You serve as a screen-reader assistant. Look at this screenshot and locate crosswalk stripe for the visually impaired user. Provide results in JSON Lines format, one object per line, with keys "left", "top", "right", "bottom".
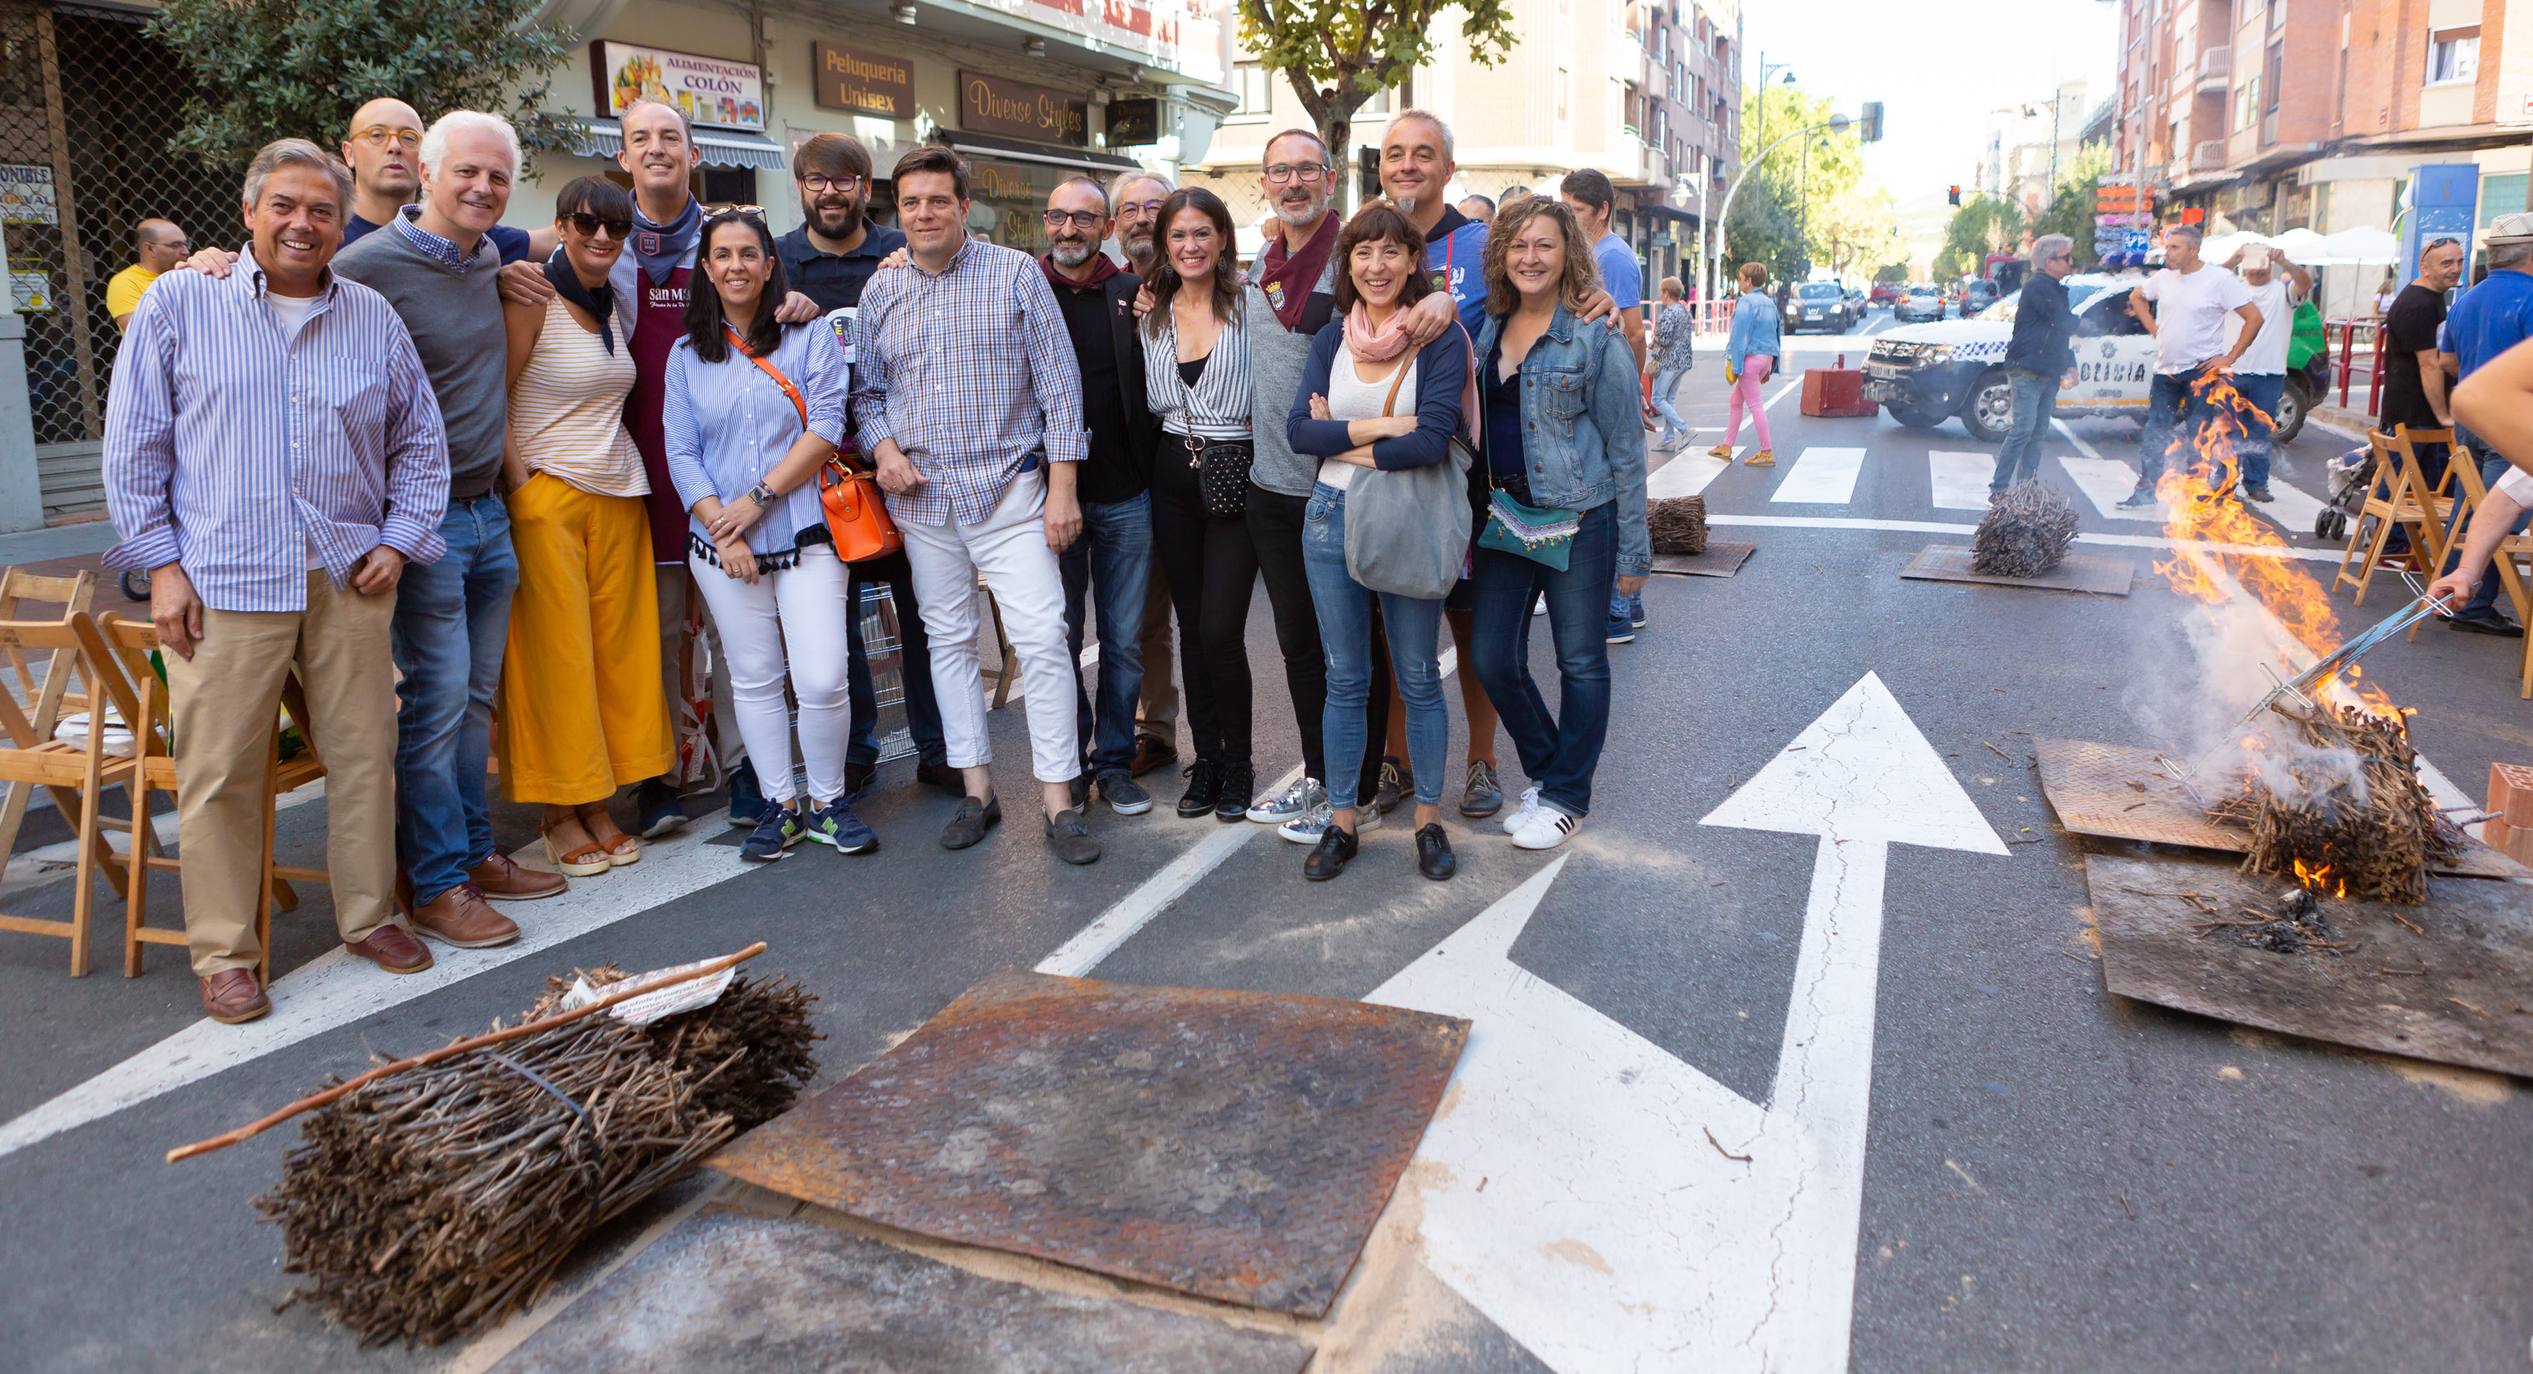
{"left": 2247, "top": 476, "right": 2329, "bottom": 539}
{"left": 1769, "top": 447, "right": 1866, "bottom": 505}
{"left": 1648, "top": 449, "right": 1733, "bottom": 498}
{"left": 2057, "top": 455, "right": 2168, "bottom": 521}
{"left": 1927, "top": 451, "right": 1996, "bottom": 510}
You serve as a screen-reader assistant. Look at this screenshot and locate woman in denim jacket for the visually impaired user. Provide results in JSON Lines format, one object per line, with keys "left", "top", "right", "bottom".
{"left": 1464, "top": 197, "right": 1651, "bottom": 852}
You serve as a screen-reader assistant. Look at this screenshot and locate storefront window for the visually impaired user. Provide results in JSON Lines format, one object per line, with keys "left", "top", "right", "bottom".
{"left": 963, "top": 157, "right": 1070, "bottom": 255}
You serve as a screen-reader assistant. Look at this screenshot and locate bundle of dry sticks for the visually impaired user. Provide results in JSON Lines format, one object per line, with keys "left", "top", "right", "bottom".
{"left": 1649, "top": 495, "right": 1708, "bottom": 556}
{"left": 239, "top": 952, "right": 817, "bottom": 1346}
{"left": 1972, "top": 480, "right": 2079, "bottom": 578}
{"left": 2209, "top": 702, "right": 2463, "bottom": 905}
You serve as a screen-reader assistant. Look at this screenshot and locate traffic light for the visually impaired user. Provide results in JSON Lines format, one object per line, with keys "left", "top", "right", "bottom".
{"left": 1859, "top": 101, "right": 1884, "bottom": 144}
{"left": 1947, "top": 184, "right": 1961, "bottom": 207}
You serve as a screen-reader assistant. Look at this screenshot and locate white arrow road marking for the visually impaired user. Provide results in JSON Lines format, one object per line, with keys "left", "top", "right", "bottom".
{"left": 1370, "top": 672, "right": 2003, "bottom": 1372}
{"left": 1770, "top": 447, "right": 1867, "bottom": 505}
{"left": 1927, "top": 451, "right": 1999, "bottom": 511}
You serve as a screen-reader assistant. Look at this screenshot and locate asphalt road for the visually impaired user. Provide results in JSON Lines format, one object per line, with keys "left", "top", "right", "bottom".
{"left": 2, "top": 332, "right": 2527, "bottom": 1373}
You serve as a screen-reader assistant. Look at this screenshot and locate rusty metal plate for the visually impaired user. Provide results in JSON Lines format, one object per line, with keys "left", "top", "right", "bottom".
{"left": 2086, "top": 854, "right": 2533, "bottom": 1078}
{"left": 1650, "top": 541, "right": 1755, "bottom": 578}
{"left": 1900, "top": 545, "right": 2135, "bottom": 596}
{"left": 2035, "top": 737, "right": 2532, "bottom": 880}
{"left": 496, "top": 1206, "right": 1314, "bottom": 1374}
{"left": 708, "top": 968, "right": 1470, "bottom": 1317}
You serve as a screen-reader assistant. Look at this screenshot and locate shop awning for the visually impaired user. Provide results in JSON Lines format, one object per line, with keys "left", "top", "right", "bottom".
{"left": 568, "top": 116, "right": 788, "bottom": 171}
{"left": 934, "top": 129, "right": 1143, "bottom": 174}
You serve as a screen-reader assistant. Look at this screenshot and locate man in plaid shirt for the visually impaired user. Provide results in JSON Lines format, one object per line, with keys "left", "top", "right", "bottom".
{"left": 853, "top": 145, "right": 1102, "bottom": 865}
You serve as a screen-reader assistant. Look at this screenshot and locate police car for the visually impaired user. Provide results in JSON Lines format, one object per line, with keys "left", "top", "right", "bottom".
{"left": 1860, "top": 273, "right": 2317, "bottom": 444}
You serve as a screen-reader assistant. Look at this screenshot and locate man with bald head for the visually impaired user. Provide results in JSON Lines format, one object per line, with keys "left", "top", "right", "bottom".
{"left": 106, "top": 218, "right": 189, "bottom": 328}
{"left": 339, "top": 97, "right": 552, "bottom": 264}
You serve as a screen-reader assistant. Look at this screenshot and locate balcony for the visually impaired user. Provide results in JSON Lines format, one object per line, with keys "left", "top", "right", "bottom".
{"left": 2192, "top": 139, "right": 2225, "bottom": 170}
{"left": 2196, "top": 46, "right": 2230, "bottom": 91}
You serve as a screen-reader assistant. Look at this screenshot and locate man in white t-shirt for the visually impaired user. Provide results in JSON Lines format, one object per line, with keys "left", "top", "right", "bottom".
{"left": 2121, "top": 225, "right": 2263, "bottom": 505}
{"left": 2220, "top": 244, "right": 2311, "bottom": 504}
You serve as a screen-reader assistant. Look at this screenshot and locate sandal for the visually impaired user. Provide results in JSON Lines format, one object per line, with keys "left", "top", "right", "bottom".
{"left": 578, "top": 805, "right": 641, "bottom": 868}
{"left": 542, "top": 825, "right": 612, "bottom": 878}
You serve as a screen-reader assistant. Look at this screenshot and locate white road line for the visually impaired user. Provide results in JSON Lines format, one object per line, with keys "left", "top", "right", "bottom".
{"left": 2058, "top": 456, "right": 2168, "bottom": 521}
{"left": 1702, "top": 513, "right": 2345, "bottom": 563}
{"left": 1927, "top": 451, "right": 1997, "bottom": 510}
{"left": 1647, "top": 451, "right": 1731, "bottom": 498}
{"left": 1032, "top": 764, "right": 1304, "bottom": 979}
{"left": 2248, "top": 477, "right": 2329, "bottom": 540}
{"left": 1769, "top": 447, "right": 1867, "bottom": 505}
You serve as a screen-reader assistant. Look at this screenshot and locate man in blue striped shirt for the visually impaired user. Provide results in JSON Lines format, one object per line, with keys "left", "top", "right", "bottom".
{"left": 104, "top": 139, "right": 451, "bottom": 1025}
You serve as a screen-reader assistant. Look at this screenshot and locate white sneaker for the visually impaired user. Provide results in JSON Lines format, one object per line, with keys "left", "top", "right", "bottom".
{"left": 1279, "top": 798, "right": 1380, "bottom": 844}
{"left": 1510, "top": 804, "right": 1580, "bottom": 851}
{"left": 1499, "top": 784, "right": 1543, "bottom": 835}
{"left": 1247, "top": 775, "right": 1325, "bottom": 824}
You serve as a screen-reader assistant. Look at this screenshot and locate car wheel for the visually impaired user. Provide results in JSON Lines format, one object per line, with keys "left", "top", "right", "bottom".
{"left": 1958, "top": 369, "right": 2016, "bottom": 442}
{"left": 1886, "top": 400, "right": 1945, "bottom": 430}
{"left": 2273, "top": 376, "right": 2310, "bottom": 445}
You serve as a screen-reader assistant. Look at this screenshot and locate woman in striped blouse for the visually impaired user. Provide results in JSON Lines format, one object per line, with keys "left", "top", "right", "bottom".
{"left": 1141, "top": 187, "right": 1259, "bottom": 822}
{"left": 498, "top": 176, "right": 673, "bottom": 878}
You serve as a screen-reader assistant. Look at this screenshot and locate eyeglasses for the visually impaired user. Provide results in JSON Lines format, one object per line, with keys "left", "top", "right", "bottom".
{"left": 1042, "top": 209, "right": 1105, "bottom": 230}
{"left": 351, "top": 126, "right": 422, "bottom": 151}
{"left": 1263, "top": 163, "right": 1330, "bottom": 185}
{"left": 1116, "top": 199, "right": 1167, "bottom": 218}
{"left": 800, "top": 174, "right": 863, "bottom": 193}
{"left": 565, "top": 210, "right": 633, "bottom": 240}
{"left": 704, "top": 204, "right": 766, "bottom": 220}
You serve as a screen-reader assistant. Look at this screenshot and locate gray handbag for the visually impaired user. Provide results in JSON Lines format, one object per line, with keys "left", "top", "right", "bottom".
{"left": 1344, "top": 354, "right": 1473, "bottom": 600}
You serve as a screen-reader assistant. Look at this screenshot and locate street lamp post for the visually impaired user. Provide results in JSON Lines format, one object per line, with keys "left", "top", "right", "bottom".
{"left": 1707, "top": 112, "right": 1860, "bottom": 310}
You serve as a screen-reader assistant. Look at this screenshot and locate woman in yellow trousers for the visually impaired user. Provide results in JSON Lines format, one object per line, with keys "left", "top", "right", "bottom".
{"left": 499, "top": 177, "right": 674, "bottom": 875}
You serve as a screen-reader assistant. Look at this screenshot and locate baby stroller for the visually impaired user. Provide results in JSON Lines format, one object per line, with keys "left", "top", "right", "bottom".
{"left": 2313, "top": 441, "right": 2374, "bottom": 543}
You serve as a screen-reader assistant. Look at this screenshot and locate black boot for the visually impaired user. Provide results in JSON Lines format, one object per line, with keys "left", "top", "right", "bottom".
{"left": 1176, "top": 758, "right": 1222, "bottom": 818}
{"left": 1213, "top": 762, "right": 1255, "bottom": 822}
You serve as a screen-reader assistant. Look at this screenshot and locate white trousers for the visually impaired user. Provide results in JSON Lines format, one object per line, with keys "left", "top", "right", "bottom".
{"left": 898, "top": 473, "right": 1080, "bottom": 783}
{"left": 684, "top": 543, "right": 854, "bottom": 805}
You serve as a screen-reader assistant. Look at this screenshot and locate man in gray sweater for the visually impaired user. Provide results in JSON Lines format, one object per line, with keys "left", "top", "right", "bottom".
{"left": 332, "top": 110, "right": 558, "bottom": 948}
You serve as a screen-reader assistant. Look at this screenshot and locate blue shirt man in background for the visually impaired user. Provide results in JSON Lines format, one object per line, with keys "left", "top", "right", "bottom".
{"left": 2434, "top": 211, "right": 2533, "bottom": 635}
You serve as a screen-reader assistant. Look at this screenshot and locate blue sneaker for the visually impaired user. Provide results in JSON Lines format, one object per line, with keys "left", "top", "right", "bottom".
{"left": 726, "top": 759, "right": 766, "bottom": 829}
{"left": 803, "top": 796, "right": 877, "bottom": 854}
{"left": 633, "top": 779, "right": 688, "bottom": 838}
{"left": 1606, "top": 614, "right": 1636, "bottom": 645}
{"left": 739, "top": 803, "right": 801, "bottom": 861}
{"left": 1629, "top": 593, "right": 1647, "bottom": 629}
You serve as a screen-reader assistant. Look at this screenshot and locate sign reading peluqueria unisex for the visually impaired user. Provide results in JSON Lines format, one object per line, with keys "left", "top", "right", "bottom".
{"left": 593, "top": 41, "right": 765, "bottom": 132}
{"left": 957, "top": 71, "right": 1088, "bottom": 146}
{"left": 813, "top": 42, "right": 914, "bottom": 119}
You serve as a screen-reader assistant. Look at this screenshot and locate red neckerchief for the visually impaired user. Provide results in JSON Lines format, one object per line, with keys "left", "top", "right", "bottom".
{"left": 1257, "top": 212, "right": 1338, "bottom": 331}
{"left": 1040, "top": 251, "right": 1121, "bottom": 294}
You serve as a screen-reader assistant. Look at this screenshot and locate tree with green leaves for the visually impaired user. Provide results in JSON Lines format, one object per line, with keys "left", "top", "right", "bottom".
{"left": 1724, "top": 84, "right": 1869, "bottom": 282}
{"left": 2028, "top": 143, "right": 2114, "bottom": 270}
{"left": 152, "top": 0, "right": 576, "bottom": 174}
{"left": 1936, "top": 195, "right": 2024, "bottom": 282}
{"left": 1235, "top": 0, "right": 1517, "bottom": 158}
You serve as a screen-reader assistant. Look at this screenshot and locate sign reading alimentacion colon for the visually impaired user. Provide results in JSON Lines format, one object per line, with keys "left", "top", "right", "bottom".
{"left": 593, "top": 41, "right": 766, "bottom": 132}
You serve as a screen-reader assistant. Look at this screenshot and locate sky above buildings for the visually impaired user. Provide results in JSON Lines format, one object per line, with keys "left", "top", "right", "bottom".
{"left": 1738, "top": 0, "right": 2120, "bottom": 201}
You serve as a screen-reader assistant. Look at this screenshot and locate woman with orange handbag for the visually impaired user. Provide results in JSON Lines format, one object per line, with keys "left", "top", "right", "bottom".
{"left": 664, "top": 209, "right": 876, "bottom": 862}
{"left": 498, "top": 177, "right": 676, "bottom": 878}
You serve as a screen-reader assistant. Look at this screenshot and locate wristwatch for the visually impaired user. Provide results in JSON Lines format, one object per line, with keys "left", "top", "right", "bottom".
{"left": 746, "top": 481, "right": 776, "bottom": 507}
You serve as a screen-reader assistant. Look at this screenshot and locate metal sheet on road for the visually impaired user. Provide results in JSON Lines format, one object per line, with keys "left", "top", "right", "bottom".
{"left": 2086, "top": 854, "right": 2533, "bottom": 1078}
{"left": 494, "top": 1206, "right": 1314, "bottom": 1374}
{"left": 1901, "top": 545, "right": 2136, "bottom": 596}
{"left": 708, "top": 968, "right": 1470, "bottom": 1317}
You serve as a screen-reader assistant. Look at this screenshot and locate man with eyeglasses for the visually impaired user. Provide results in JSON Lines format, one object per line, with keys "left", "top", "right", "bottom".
{"left": 775, "top": 132, "right": 959, "bottom": 805}
{"left": 1105, "top": 167, "right": 1182, "bottom": 780}
{"left": 107, "top": 218, "right": 189, "bottom": 329}
{"left": 1106, "top": 170, "right": 1172, "bottom": 277}
{"left": 1039, "top": 175, "right": 1158, "bottom": 819}
{"left": 1991, "top": 234, "right": 2080, "bottom": 497}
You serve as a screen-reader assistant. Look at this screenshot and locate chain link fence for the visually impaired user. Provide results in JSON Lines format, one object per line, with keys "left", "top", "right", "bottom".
{"left": 2, "top": 1, "right": 242, "bottom": 512}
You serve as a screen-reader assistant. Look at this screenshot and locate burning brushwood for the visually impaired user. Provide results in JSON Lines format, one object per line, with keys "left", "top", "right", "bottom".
{"left": 1972, "top": 480, "right": 2079, "bottom": 578}
{"left": 1649, "top": 495, "right": 1708, "bottom": 555}
{"left": 2208, "top": 702, "right": 2463, "bottom": 905}
{"left": 2194, "top": 883, "right": 2354, "bottom": 955}
{"left": 166, "top": 944, "right": 819, "bottom": 1347}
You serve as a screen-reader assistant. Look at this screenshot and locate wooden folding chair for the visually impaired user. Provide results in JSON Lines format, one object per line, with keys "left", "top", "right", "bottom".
{"left": 2331, "top": 427, "right": 2457, "bottom": 606}
{"left": 977, "top": 573, "right": 1023, "bottom": 710}
{"left": 0, "top": 568, "right": 108, "bottom": 874}
{"left": 0, "top": 616, "right": 138, "bottom": 975}
{"left": 97, "top": 614, "right": 330, "bottom": 984}
{"left": 2413, "top": 456, "right": 2533, "bottom": 645}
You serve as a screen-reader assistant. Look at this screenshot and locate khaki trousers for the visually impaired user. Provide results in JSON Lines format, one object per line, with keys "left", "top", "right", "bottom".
{"left": 165, "top": 572, "right": 398, "bottom": 976}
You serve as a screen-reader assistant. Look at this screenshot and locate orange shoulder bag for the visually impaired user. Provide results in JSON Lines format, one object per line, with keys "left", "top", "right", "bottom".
{"left": 730, "top": 327, "right": 902, "bottom": 563}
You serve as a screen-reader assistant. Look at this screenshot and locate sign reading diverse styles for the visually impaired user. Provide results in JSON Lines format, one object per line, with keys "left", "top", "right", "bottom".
{"left": 593, "top": 41, "right": 765, "bottom": 132}
{"left": 0, "top": 165, "right": 58, "bottom": 226}
{"left": 1106, "top": 97, "right": 1160, "bottom": 145}
{"left": 813, "top": 42, "right": 914, "bottom": 119}
{"left": 958, "top": 71, "right": 1089, "bottom": 146}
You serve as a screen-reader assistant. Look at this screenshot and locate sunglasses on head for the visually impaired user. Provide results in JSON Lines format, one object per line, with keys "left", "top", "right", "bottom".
{"left": 564, "top": 210, "right": 633, "bottom": 239}
{"left": 705, "top": 203, "right": 767, "bottom": 221}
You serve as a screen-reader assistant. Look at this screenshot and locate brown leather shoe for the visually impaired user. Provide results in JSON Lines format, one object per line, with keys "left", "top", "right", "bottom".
{"left": 470, "top": 852, "right": 568, "bottom": 900}
{"left": 199, "top": 969, "right": 270, "bottom": 1024}
{"left": 1130, "top": 733, "right": 1178, "bottom": 778}
{"left": 410, "top": 884, "right": 520, "bottom": 949}
{"left": 345, "top": 922, "right": 436, "bottom": 972}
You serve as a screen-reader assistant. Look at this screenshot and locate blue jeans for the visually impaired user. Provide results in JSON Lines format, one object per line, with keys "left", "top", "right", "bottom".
{"left": 1060, "top": 491, "right": 1154, "bottom": 778}
{"left": 846, "top": 547, "right": 946, "bottom": 768}
{"left": 1650, "top": 365, "right": 1691, "bottom": 433}
{"left": 2137, "top": 362, "right": 2218, "bottom": 489}
{"left": 1301, "top": 484, "right": 1448, "bottom": 812}
{"left": 1468, "top": 501, "right": 1619, "bottom": 818}
{"left": 2232, "top": 372, "right": 2283, "bottom": 489}
{"left": 393, "top": 494, "right": 517, "bottom": 906}
{"left": 1992, "top": 368, "right": 2059, "bottom": 490}
{"left": 2440, "top": 445, "right": 2532, "bottom": 619}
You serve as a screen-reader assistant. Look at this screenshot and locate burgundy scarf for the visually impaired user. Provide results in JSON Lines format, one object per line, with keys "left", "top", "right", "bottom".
{"left": 1040, "top": 251, "right": 1121, "bottom": 294}
{"left": 1256, "top": 212, "right": 1338, "bottom": 331}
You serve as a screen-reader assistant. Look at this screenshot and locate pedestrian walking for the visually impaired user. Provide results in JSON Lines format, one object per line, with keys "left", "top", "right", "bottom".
{"left": 103, "top": 139, "right": 452, "bottom": 1023}
{"left": 2426, "top": 213, "right": 2533, "bottom": 636}
{"left": 1285, "top": 201, "right": 1472, "bottom": 881}
{"left": 1991, "top": 235, "right": 2079, "bottom": 496}
{"left": 496, "top": 176, "right": 673, "bottom": 877}
{"left": 2221, "top": 244, "right": 2312, "bottom": 503}
{"left": 1647, "top": 277, "right": 1695, "bottom": 450}
{"left": 1465, "top": 197, "right": 1651, "bottom": 853}
{"left": 106, "top": 218, "right": 188, "bottom": 329}
{"left": 852, "top": 146, "right": 1100, "bottom": 864}
{"left": 333, "top": 110, "right": 555, "bottom": 941}
{"left": 2122, "top": 225, "right": 2262, "bottom": 505}
{"left": 1712, "top": 261, "right": 1780, "bottom": 467}
{"left": 665, "top": 209, "right": 873, "bottom": 863}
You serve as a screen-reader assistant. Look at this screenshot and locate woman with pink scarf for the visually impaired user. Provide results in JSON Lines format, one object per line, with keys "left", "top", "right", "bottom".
{"left": 1285, "top": 203, "right": 1474, "bottom": 884}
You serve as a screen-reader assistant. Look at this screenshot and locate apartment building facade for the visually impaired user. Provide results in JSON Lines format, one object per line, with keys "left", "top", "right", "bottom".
{"left": 1976, "top": 80, "right": 2092, "bottom": 220}
{"left": 2113, "top": 0, "right": 2532, "bottom": 309}
{"left": 1187, "top": 0, "right": 1741, "bottom": 293}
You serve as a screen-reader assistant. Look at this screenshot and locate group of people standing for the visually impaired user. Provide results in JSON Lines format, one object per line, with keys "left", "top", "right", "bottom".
{"left": 99, "top": 99, "right": 1651, "bottom": 1025}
